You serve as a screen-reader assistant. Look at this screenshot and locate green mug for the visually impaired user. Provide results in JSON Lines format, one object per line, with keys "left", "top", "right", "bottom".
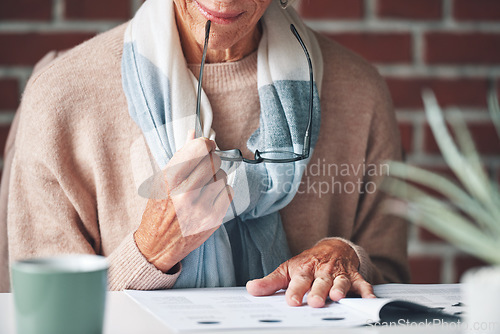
{"left": 11, "top": 254, "right": 109, "bottom": 334}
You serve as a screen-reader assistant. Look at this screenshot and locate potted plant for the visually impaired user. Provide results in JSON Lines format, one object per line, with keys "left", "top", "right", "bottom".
{"left": 383, "top": 89, "right": 500, "bottom": 332}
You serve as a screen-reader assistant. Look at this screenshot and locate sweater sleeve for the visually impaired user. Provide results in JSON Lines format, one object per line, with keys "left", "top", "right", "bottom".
{"left": 344, "top": 74, "right": 410, "bottom": 285}
{"left": 107, "top": 233, "right": 181, "bottom": 290}
{"left": 6, "top": 66, "right": 180, "bottom": 291}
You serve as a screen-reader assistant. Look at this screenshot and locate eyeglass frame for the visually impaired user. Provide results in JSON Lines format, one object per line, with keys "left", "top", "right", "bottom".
{"left": 195, "top": 20, "right": 314, "bottom": 164}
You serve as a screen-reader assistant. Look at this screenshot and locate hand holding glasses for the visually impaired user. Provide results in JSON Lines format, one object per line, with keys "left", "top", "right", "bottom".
{"left": 195, "top": 20, "right": 314, "bottom": 164}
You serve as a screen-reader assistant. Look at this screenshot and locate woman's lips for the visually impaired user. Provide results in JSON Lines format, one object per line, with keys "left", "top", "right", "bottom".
{"left": 194, "top": 1, "right": 244, "bottom": 25}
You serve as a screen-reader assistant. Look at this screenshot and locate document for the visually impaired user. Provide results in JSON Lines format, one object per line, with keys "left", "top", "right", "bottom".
{"left": 373, "top": 284, "right": 465, "bottom": 316}
{"left": 125, "top": 284, "right": 462, "bottom": 332}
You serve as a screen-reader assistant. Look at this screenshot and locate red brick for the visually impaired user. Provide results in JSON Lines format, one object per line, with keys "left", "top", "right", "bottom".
{"left": 327, "top": 33, "right": 412, "bottom": 63}
{"left": 0, "top": 79, "right": 19, "bottom": 111}
{"left": 454, "top": 0, "right": 500, "bottom": 21}
{"left": 409, "top": 256, "right": 442, "bottom": 284}
{"left": 425, "top": 33, "right": 500, "bottom": 65}
{"left": 64, "top": 0, "right": 131, "bottom": 20}
{"left": 299, "top": 0, "right": 363, "bottom": 19}
{"left": 424, "top": 122, "right": 500, "bottom": 155}
{"left": 398, "top": 123, "right": 413, "bottom": 154}
{"left": 0, "top": 125, "right": 12, "bottom": 154}
{"left": 0, "top": 32, "right": 95, "bottom": 66}
{"left": 386, "top": 78, "right": 489, "bottom": 109}
{"left": 454, "top": 256, "right": 488, "bottom": 282}
{"left": 378, "top": 0, "right": 442, "bottom": 20}
{"left": 419, "top": 227, "right": 446, "bottom": 242}
{"left": 0, "top": 0, "right": 52, "bottom": 21}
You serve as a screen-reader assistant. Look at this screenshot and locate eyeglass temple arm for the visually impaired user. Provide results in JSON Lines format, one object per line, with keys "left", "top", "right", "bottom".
{"left": 195, "top": 20, "right": 212, "bottom": 138}
{"left": 290, "top": 24, "right": 313, "bottom": 158}
{"left": 199, "top": 23, "right": 313, "bottom": 158}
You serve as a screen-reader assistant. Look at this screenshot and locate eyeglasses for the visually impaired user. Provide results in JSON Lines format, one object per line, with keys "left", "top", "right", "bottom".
{"left": 195, "top": 20, "right": 314, "bottom": 164}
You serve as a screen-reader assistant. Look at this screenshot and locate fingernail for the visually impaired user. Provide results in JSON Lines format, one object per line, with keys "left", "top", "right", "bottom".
{"left": 312, "top": 295, "right": 324, "bottom": 303}
{"left": 368, "top": 294, "right": 376, "bottom": 298}
{"left": 334, "top": 289, "right": 344, "bottom": 296}
{"left": 291, "top": 295, "right": 301, "bottom": 305}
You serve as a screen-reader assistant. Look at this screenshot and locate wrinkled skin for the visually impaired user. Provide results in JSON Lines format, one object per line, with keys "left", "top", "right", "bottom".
{"left": 247, "top": 239, "right": 375, "bottom": 307}
{"left": 135, "top": 131, "right": 234, "bottom": 273}
{"left": 173, "top": 0, "right": 273, "bottom": 63}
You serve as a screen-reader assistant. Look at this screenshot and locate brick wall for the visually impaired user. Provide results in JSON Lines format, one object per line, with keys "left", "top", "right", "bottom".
{"left": 0, "top": 0, "right": 144, "bottom": 155}
{"left": 300, "top": 0, "right": 499, "bottom": 284}
{"left": 1, "top": 0, "right": 498, "bottom": 284}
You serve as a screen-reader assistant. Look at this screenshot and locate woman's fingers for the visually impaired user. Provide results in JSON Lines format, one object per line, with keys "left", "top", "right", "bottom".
{"left": 212, "top": 185, "right": 234, "bottom": 221}
{"left": 176, "top": 153, "right": 221, "bottom": 196}
{"left": 212, "top": 182, "right": 233, "bottom": 207}
{"left": 350, "top": 272, "right": 376, "bottom": 298}
{"left": 185, "top": 129, "right": 196, "bottom": 142}
{"left": 166, "top": 137, "right": 217, "bottom": 188}
{"left": 246, "top": 240, "right": 377, "bottom": 308}
{"left": 173, "top": 170, "right": 230, "bottom": 236}
{"left": 197, "top": 170, "right": 227, "bottom": 204}
{"left": 307, "top": 274, "right": 334, "bottom": 308}
{"left": 208, "top": 169, "right": 232, "bottom": 218}
{"left": 246, "top": 266, "right": 289, "bottom": 297}
{"left": 285, "top": 272, "right": 314, "bottom": 306}
{"left": 329, "top": 274, "right": 352, "bottom": 302}
{"left": 168, "top": 152, "right": 222, "bottom": 211}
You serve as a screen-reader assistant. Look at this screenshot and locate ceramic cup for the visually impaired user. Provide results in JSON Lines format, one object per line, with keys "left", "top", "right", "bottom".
{"left": 11, "top": 254, "right": 109, "bottom": 334}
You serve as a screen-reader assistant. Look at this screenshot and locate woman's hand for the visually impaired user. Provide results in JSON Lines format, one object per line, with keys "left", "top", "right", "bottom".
{"left": 134, "top": 131, "right": 234, "bottom": 273}
{"left": 246, "top": 239, "right": 375, "bottom": 308}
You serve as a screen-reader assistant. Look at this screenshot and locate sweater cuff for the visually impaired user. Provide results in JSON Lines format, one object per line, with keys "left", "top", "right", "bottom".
{"left": 107, "top": 233, "right": 181, "bottom": 290}
{"left": 320, "top": 237, "right": 374, "bottom": 282}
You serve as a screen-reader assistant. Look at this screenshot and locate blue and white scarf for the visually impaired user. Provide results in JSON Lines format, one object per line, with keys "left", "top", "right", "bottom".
{"left": 122, "top": 0, "right": 323, "bottom": 288}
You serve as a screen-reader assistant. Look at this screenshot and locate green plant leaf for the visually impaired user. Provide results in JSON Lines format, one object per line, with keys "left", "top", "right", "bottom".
{"left": 422, "top": 90, "right": 500, "bottom": 221}
{"left": 384, "top": 178, "right": 500, "bottom": 264}
{"left": 387, "top": 161, "right": 500, "bottom": 235}
{"left": 384, "top": 90, "right": 500, "bottom": 265}
{"left": 488, "top": 89, "right": 500, "bottom": 139}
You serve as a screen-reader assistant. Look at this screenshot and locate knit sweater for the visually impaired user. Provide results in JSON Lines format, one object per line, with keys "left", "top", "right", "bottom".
{"left": 3, "top": 23, "right": 410, "bottom": 291}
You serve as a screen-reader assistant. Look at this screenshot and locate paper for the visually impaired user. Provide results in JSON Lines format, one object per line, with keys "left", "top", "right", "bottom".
{"left": 374, "top": 284, "right": 464, "bottom": 316}
{"left": 126, "top": 288, "right": 370, "bottom": 331}
{"left": 125, "top": 285, "right": 461, "bottom": 332}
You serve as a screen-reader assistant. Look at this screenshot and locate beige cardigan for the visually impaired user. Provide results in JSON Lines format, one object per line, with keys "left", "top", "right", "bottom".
{"left": 1, "top": 23, "right": 409, "bottom": 292}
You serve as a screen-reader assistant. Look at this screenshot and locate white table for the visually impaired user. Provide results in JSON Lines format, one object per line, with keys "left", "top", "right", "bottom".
{"left": 0, "top": 293, "right": 168, "bottom": 334}
{"left": 0, "top": 292, "right": 462, "bottom": 334}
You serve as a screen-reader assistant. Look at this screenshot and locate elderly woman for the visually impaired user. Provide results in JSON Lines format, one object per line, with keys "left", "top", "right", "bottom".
{"left": 4, "top": 0, "right": 409, "bottom": 307}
